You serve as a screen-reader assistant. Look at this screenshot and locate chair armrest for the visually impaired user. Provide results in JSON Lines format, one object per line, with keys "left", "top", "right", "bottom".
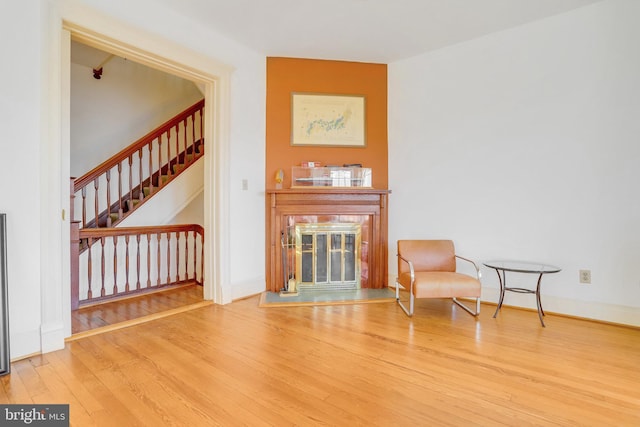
{"left": 455, "top": 255, "right": 482, "bottom": 280}
{"left": 397, "top": 253, "right": 415, "bottom": 292}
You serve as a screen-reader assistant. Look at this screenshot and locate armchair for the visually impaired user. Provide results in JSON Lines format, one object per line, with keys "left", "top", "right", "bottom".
{"left": 395, "top": 240, "right": 481, "bottom": 317}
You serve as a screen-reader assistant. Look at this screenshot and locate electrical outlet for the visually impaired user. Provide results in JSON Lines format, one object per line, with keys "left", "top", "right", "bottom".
{"left": 241, "top": 179, "right": 248, "bottom": 191}
{"left": 579, "top": 269, "right": 591, "bottom": 284}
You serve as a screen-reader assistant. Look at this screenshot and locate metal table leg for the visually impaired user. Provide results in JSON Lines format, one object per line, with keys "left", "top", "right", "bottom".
{"left": 535, "top": 272, "right": 546, "bottom": 327}
{"left": 484, "top": 261, "right": 559, "bottom": 327}
{"left": 492, "top": 268, "right": 506, "bottom": 318}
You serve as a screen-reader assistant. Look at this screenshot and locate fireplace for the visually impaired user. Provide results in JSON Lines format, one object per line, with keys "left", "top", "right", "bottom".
{"left": 292, "top": 222, "right": 361, "bottom": 291}
{"left": 266, "top": 188, "right": 390, "bottom": 292}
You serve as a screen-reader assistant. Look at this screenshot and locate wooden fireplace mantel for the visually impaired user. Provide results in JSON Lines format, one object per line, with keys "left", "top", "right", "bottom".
{"left": 265, "top": 188, "right": 390, "bottom": 292}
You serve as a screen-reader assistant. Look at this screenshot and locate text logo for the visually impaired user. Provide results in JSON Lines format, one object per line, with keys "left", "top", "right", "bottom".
{"left": 1, "top": 405, "right": 69, "bottom": 426}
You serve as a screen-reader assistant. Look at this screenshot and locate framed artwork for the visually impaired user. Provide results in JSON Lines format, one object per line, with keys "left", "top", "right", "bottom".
{"left": 291, "top": 93, "right": 366, "bottom": 147}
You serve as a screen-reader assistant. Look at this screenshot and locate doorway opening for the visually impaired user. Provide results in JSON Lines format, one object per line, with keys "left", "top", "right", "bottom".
{"left": 59, "top": 22, "right": 230, "bottom": 338}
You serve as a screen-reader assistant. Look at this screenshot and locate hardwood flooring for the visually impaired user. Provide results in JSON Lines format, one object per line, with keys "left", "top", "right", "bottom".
{"left": 2, "top": 293, "right": 639, "bottom": 426}
{"left": 71, "top": 284, "right": 204, "bottom": 334}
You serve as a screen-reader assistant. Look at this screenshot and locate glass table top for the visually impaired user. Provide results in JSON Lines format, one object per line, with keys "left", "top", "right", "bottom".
{"left": 483, "top": 260, "right": 561, "bottom": 274}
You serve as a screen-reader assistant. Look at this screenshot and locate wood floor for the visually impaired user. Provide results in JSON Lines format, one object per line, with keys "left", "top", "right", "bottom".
{"left": 71, "top": 284, "right": 204, "bottom": 334}
{"left": 2, "top": 293, "right": 639, "bottom": 426}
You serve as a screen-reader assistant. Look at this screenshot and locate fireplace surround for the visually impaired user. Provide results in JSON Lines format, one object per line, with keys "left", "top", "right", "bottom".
{"left": 266, "top": 188, "right": 390, "bottom": 292}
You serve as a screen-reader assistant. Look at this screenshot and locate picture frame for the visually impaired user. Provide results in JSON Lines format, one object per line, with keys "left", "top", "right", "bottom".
{"left": 291, "top": 93, "right": 366, "bottom": 147}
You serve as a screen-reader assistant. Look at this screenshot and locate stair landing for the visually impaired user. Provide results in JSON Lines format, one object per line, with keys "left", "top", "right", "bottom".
{"left": 71, "top": 284, "right": 204, "bottom": 335}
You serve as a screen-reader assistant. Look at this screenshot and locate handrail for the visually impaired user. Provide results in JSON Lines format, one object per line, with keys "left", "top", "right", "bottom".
{"left": 74, "top": 223, "right": 205, "bottom": 307}
{"left": 71, "top": 99, "right": 204, "bottom": 230}
{"left": 70, "top": 99, "right": 207, "bottom": 310}
{"left": 79, "top": 224, "right": 204, "bottom": 239}
{"left": 73, "top": 99, "right": 204, "bottom": 192}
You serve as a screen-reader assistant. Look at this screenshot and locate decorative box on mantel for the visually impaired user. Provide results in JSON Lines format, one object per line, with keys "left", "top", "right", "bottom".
{"left": 291, "top": 166, "right": 372, "bottom": 188}
{"left": 265, "top": 188, "right": 390, "bottom": 292}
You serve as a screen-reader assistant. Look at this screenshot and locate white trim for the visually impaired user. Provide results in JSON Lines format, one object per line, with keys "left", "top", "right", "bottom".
{"left": 231, "top": 277, "right": 267, "bottom": 301}
{"left": 481, "top": 287, "right": 640, "bottom": 327}
{"left": 66, "top": 25, "right": 221, "bottom": 85}
{"left": 208, "top": 75, "right": 232, "bottom": 304}
{"left": 40, "top": 322, "right": 65, "bottom": 353}
{"left": 10, "top": 329, "right": 42, "bottom": 362}
{"left": 39, "top": 2, "right": 65, "bottom": 353}
{"left": 50, "top": 6, "right": 232, "bottom": 343}
{"left": 61, "top": 28, "right": 72, "bottom": 339}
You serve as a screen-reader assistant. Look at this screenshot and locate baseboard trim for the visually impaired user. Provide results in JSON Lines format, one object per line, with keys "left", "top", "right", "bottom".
{"left": 231, "top": 277, "right": 265, "bottom": 301}
{"left": 480, "top": 287, "right": 640, "bottom": 328}
{"left": 40, "top": 321, "right": 65, "bottom": 353}
{"left": 389, "top": 278, "right": 640, "bottom": 328}
{"left": 9, "top": 329, "right": 41, "bottom": 362}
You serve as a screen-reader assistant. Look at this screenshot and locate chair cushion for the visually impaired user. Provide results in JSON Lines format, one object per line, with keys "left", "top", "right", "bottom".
{"left": 397, "top": 240, "right": 456, "bottom": 273}
{"left": 399, "top": 271, "right": 481, "bottom": 299}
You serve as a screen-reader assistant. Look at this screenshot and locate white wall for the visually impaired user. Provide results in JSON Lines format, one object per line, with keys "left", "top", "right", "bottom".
{"left": 0, "top": 0, "right": 45, "bottom": 357}
{"left": 119, "top": 158, "right": 204, "bottom": 228}
{"left": 0, "top": 0, "right": 266, "bottom": 359}
{"left": 70, "top": 46, "right": 203, "bottom": 177}
{"left": 169, "top": 192, "right": 204, "bottom": 226}
{"left": 65, "top": 0, "right": 267, "bottom": 304}
{"left": 227, "top": 62, "right": 266, "bottom": 300}
{"left": 389, "top": 0, "right": 640, "bottom": 325}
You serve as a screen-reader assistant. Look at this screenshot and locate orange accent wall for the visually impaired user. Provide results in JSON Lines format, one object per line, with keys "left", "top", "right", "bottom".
{"left": 266, "top": 57, "right": 388, "bottom": 189}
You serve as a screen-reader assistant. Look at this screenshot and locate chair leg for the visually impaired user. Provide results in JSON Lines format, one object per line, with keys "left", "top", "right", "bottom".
{"left": 396, "top": 282, "right": 414, "bottom": 317}
{"left": 452, "top": 297, "right": 480, "bottom": 317}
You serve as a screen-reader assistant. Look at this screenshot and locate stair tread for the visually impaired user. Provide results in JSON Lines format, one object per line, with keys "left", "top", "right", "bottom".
{"left": 72, "top": 103, "right": 205, "bottom": 260}
{"left": 77, "top": 147, "right": 200, "bottom": 232}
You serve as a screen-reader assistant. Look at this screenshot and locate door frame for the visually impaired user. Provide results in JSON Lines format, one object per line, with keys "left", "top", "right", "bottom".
{"left": 47, "top": 13, "right": 231, "bottom": 342}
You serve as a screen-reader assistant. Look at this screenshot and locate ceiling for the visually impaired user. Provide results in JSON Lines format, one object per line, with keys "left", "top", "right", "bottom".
{"left": 70, "top": 40, "right": 114, "bottom": 69}
{"left": 152, "top": 0, "right": 601, "bottom": 63}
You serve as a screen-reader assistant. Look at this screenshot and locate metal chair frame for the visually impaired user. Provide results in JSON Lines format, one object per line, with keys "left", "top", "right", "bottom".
{"left": 395, "top": 253, "right": 481, "bottom": 317}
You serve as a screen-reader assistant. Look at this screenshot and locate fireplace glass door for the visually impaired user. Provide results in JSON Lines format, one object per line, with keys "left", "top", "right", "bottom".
{"left": 295, "top": 223, "right": 361, "bottom": 290}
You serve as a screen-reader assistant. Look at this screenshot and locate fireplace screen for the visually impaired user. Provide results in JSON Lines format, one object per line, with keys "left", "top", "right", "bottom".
{"left": 295, "top": 223, "right": 361, "bottom": 290}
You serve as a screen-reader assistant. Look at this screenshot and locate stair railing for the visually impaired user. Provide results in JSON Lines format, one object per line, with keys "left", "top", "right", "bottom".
{"left": 71, "top": 99, "right": 204, "bottom": 230}
{"left": 72, "top": 224, "right": 204, "bottom": 308}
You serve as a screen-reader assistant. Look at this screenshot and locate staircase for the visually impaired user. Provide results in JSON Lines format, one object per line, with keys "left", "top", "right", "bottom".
{"left": 91, "top": 141, "right": 201, "bottom": 229}
{"left": 71, "top": 99, "right": 205, "bottom": 232}
{"left": 70, "top": 100, "right": 206, "bottom": 309}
